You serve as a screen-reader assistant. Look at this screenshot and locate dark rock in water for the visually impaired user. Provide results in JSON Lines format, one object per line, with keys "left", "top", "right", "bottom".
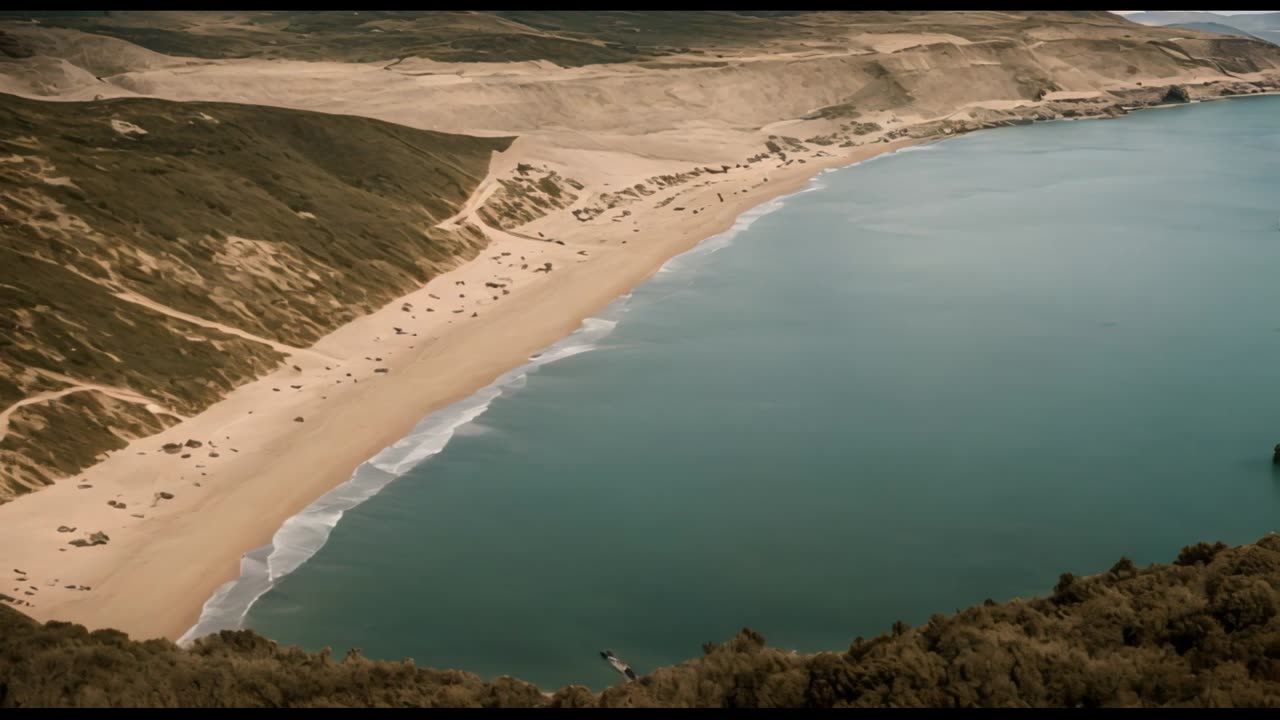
{"left": 1273, "top": 444, "right": 1280, "bottom": 465}
{"left": 162, "top": 443, "right": 183, "bottom": 454}
{"left": 184, "top": 439, "right": 203, "bottom": 449}
{"left": 1163, "top": 85, "right": 1190, "bottom": 103}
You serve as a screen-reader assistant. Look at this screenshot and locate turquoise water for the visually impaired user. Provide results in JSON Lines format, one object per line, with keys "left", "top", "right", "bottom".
{"left": 240, "top": 96, "right": 1280, "bottom": 690}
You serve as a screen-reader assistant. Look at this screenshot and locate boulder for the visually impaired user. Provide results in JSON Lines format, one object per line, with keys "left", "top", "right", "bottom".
{"left": 89, "top": 531, "right": 110, "bottom": 545}
{"left": 158, "top": 491, "right": 175, "bottom": 500}
{"left": 162, "top": 443, "right": 183, "bottom": 454}
{"left": 184, "top": 439, "right": 203, "bottom": 448}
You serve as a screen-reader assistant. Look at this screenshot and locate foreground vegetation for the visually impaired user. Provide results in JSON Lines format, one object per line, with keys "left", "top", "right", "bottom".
{"left": 2, "top": 535, "right": 1277, "bottom": 707}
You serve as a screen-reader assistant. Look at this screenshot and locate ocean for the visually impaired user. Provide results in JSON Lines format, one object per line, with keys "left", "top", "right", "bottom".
{"left": 185, "top": 95, "right": 1280, "bottom": 691}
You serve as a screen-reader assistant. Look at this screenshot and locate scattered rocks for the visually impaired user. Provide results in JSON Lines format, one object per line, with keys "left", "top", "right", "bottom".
{"left": 70, "top": 531, "right": 110, "bottom": 547}
{"left": 107, "top": 500, "right": 126, "bottom": 509}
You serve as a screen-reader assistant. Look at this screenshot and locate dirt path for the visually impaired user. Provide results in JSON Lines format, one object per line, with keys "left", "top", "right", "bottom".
{"left": 113, "top": 290, "right": 338, "bottom": 362}
{"left": 0, "top": 381, "right": 185, "bottom": 444}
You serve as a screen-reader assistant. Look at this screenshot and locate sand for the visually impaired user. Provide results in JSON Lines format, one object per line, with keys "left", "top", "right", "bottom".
{"left": 0, "top": 132, "right": 923, "bottom": 640}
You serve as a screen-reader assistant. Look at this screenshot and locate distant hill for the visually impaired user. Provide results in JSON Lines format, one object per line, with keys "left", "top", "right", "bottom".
{"left": 1167, "top": 22, "right": 1266, "bottom": 42}
{"left": 1124, "top": 11, "right": 1280, "bottom": 46}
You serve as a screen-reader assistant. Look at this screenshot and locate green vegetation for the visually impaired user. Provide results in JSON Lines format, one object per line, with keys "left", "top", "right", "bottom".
{"left": 0, "top": 93, "right": 508, "bottom": 500}
{"left": 2, "top": 534, "right": 1278, "bottom": 707}
{"left": 478, "top": 166, "right": 584, "bottom": 230}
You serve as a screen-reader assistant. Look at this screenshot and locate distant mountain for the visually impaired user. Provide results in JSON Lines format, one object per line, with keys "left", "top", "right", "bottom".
{"left": 1124, "top": 11, "right": 1230, "bottom": 27}
{"left": 1124, "top": 11, "right": 1280, "bottom": 46}
{"left": 1167, "top": 22, "right": 1266, "bottom": 41}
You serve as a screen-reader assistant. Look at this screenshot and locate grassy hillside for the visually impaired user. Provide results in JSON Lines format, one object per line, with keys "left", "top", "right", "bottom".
{"left": 0, "top": 94, "right": 508, "bottom": 501}
{"left": 2, "top": 534, "right": 1277, "bottom": 707}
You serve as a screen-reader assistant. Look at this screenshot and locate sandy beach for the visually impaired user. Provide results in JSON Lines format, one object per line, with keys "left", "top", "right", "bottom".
{"left": 0, "top": 134, "right": 923, "bottom": 640}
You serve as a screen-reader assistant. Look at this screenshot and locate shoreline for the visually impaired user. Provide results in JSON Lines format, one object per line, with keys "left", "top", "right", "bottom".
{"left": 6, "top": 88, "right": 1274, "bottom": 642}
{"left": 0, "top": 132, "right": 927, "bottom": 641}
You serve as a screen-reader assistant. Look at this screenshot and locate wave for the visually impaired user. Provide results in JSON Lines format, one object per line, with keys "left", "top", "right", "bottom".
{"left": 176, "top": 141, "right": 930, "bottom": 646}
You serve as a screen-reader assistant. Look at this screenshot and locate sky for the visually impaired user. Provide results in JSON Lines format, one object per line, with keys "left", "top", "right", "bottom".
{"left": 1111, "top": 10, "right": 1276, "bottom": 14}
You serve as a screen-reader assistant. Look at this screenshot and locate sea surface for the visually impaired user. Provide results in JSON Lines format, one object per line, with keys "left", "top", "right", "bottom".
{"left": 188, "top": 95, "right": 1280, "bottom": 690}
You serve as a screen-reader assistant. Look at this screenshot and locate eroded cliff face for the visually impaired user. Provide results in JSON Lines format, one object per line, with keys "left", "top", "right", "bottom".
{"left": 0, "top": 11, "right": 1278, "bottom": 502}
{"left": 2, "top": 534, "right": 1278, "bottom": 707}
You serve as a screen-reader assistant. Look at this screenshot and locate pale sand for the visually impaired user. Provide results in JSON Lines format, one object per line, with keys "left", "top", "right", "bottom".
{"left": 0, "top": 136, "right": 923, "bottom": 641}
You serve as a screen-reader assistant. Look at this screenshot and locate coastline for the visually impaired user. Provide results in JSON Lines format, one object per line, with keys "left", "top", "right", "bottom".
{"left": 0, "top": 134, "right": 926, "bottom": 641}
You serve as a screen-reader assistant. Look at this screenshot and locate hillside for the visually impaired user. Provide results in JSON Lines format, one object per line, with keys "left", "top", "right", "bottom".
{"left": 2, "top": 534, "right": 1278, "bottom": 707}
{"left": 0, "top": 94, "right": 508, "bottom": 501}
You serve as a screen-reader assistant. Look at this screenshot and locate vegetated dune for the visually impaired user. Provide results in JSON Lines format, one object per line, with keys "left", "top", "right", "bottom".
{"left": 2, "top": 534, "right": 1278, "bottom": 707}
{"left": 0, "top": 94, "right": 507, "bottom": 501}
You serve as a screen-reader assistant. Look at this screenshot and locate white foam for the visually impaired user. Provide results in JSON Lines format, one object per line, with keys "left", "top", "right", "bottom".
{"left": 177, "top": 143, "right": 930, "bottom": 646}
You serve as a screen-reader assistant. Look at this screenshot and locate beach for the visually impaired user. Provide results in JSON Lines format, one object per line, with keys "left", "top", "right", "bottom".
{"left": 0, "top": 135, "right": 923, "bottom": 641}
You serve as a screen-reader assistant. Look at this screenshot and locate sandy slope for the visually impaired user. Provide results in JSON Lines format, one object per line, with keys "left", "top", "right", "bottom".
{"left": 1, "top": 15, "right": 1279, "bottom": 638}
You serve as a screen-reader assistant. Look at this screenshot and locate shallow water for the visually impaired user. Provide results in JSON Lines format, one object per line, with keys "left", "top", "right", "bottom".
{"left": 228, "top": 96, "right": 1280, "bottom": 690}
